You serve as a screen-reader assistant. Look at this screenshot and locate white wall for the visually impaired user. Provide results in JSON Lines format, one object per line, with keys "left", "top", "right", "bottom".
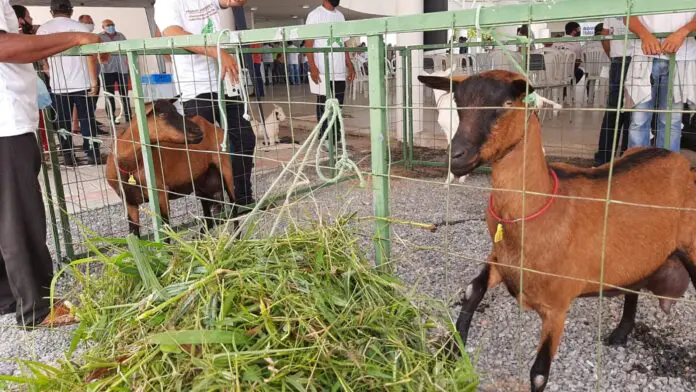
{"left": 27, "top": 6, "right": 160, "bottom": 73}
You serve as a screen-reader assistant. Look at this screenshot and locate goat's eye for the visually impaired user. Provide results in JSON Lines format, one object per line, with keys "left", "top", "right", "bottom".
{"left": 157, "top": 113, "right": 166, "bottom": 118}
{"left": 503, "top": 100, "right": 514, "bottom": 108}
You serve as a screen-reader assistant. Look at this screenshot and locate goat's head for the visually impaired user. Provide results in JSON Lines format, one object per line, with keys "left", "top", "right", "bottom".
{"left": 418, "top": 70, "right": 535, "bottom": 176}
{"left": 143, "top": 99, "right": 204, "bottom": 145}
{"left": 273, "top": 105, "right": 287, "bottom": 123}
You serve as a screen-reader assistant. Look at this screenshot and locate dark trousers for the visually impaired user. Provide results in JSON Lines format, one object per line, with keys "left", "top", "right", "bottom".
{"left": 0, "top": 134, "right": 53, "bottom": 325}
{"left": 103, "top": 72, "right": 132, "bottom": 122}
{"left": 183, "top": 93, "right": 256, "bottom": 204}
{"left": 252, "top": 63, "right": 265, "bottom": 98}
{"left": 595, "top": 57, "right": 632, "bottom": 165}
{"left": 264, "top": 63, "right": 273, "bottom": 86}
{"left": 317, "top": 81, "right": 347, "bottom": 140}
{"left": 53, "top": 90, "right": 100, "bottom": 159}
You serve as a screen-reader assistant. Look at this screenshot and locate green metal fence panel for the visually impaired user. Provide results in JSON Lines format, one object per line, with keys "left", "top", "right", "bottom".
{"left": 367, "top": 35, "right": 391, "bottom": 266}
{"left": 126, "top": 51, "right": 164, "bottom": 242}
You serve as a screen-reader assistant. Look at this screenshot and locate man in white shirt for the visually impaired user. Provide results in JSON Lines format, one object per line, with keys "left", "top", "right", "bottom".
{"left": 594, "top": 17, "right": 635, "bottom": 166}
{"left": 262, "top": 43, "right": 274, "bottom": 86}
{"left": 0, "top": 0, "right": 99, "bottom": 327}
{"left": 287, "top": 41, "right": 300, "bottom": 85}
{"left": 37, "top": 0, "right": 102, "bottom": 166}
{"left": 552, "top": 21, "right": 584, "bottom": 83}
{"left": 155, "top": 0, "right": 257, "bottom": 207}
{"left": 626, "top": 13, "right": 696, "bottom": 152}
{"left": 305, "top": 0, "right": 355, "bottom": 148}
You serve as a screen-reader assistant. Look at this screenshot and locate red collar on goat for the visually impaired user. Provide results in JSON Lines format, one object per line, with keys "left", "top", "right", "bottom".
{"left": 488, "top": 169, "right": 559, "bottom": 224}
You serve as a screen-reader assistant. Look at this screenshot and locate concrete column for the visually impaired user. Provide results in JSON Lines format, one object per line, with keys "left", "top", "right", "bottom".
{"left": 395, "top": 0, "right": 424, "bottom": 141}
{"left": 144, "top": 6, "right": 166, "bottom": 73}
{"left": 219, "top": 8, "right": 236, "bottom": 30}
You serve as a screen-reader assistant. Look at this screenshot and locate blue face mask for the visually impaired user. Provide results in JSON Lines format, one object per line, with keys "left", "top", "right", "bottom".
{"left": 106, "top": 25, "right": 116, "bottom": 34}
{"left": 37, "top": 77, "right": 52, "bottom": 110}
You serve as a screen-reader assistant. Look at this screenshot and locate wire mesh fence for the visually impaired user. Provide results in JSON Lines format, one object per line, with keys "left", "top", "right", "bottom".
{"left": 33, "top": 0, "right": 696, "bottom": 390}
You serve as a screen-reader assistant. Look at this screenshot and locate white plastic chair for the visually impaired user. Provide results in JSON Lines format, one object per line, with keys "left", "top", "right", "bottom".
{"left": 582, "top": 48, "right": 610, "bottom": 106}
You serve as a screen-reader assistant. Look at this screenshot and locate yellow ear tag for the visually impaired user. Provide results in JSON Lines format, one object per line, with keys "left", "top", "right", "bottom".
{"left": 127, "top": 175, "right": 137, "bottom": 185}
{"left": 494, "top": 223, "right": 504, "bottom": 243}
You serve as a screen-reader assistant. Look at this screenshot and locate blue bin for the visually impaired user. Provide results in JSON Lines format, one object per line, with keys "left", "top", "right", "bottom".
{"left": 141, "top": 74, "right": 173, "bottom": 85}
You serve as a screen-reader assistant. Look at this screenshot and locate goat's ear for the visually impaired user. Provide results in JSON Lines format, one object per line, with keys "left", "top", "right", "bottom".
{"left": 418, "top": 75, "right": 461, "bottom": 92}
{"left": 144, "top": 102, "right": 156, "bottom": 117}
{"left": 511, "top": 79, "right": 535, "bottom": 99}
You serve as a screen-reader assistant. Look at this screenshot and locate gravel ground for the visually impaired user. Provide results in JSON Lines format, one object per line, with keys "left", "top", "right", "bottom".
{"left": 2, "top": 168, "right": 696, "bottom": 391}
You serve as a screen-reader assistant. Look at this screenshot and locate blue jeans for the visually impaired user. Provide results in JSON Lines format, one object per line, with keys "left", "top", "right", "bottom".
{"left": 289, "top": 64, "right": 300, "bottom": 85}
{"left": 628, "top": 58, "right": 684, "bottom": 151}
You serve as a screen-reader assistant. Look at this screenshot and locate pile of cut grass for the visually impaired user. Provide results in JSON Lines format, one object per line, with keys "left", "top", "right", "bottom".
{"left": 9, "top": 219, "right": 477, "bottom": 391}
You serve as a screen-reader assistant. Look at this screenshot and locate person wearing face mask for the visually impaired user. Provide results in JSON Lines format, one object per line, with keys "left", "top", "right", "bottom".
{"left": 305, "top": 0, "right": 356, "bottom": 152}
{"left": 155, "top": 0, "right": 257, "bottom": 209}
{"left": 12, "top": 5, "right": 51, "bottom": 157}
{"left": 37, "top": 0, "right": 103, "bottom": 166}
{"left": 98, "top": 19, "right": 131, "bottom": 124}
{"left": 78, "top": 14, "right": 94, "bottom": 32}
{"left": 0, "top": 0, "right": 101, "bottom": 328}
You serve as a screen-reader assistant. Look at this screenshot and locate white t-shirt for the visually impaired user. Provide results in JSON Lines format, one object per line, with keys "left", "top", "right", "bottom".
{"left": 36, "top": 17, "right": 92, "bottom": 94}
{"left": 627, "top": 13, "right": 696, "bottom": 61}
{"left": 0, "top": 0, "right": 38, "bottom": 137}
{"left": 306, "top": 5, "right": 348, "bottom": 82}
{"left": 155, "top": 0, "right": 239, "bottom": 101}
{"left": 262, "top": 44, "right": 273, "bottom": 63}
{"left": 604, "top": 17, "right": 636, "bottom": 58}
{"left": 287, "top": 44, "right": 300, "bottom": 65}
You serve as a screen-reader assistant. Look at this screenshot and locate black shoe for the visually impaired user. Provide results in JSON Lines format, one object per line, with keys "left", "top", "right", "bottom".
{"left": 0, "top": 302, "right": 15, "bottom": 316}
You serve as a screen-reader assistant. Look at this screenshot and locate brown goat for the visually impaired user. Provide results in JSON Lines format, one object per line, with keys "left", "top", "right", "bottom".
{"left": 105, "top": 100, "right": 235, "bottom": 237}
{"left": 419, "top": 70, "right": 696, "bottom": 392}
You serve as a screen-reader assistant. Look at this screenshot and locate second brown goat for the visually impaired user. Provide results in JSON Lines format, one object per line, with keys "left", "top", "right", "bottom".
{"left": 419, "top": 70, "right": 696, "bottom": 392}
{"left": 105, "top": 100, "right": 235, "bottom": 237}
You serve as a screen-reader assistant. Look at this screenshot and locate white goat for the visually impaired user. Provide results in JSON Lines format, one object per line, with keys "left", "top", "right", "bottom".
{"left": 250, "top": 105, "right": 287, "bottom": 147}
{"left": 427, "top": 67, "right": 467, "bottom": 185}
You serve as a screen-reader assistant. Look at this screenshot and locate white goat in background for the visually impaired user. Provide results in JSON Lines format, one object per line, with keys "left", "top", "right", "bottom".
{"left": 426, "top": 66, "right": 467, "bottom": 185}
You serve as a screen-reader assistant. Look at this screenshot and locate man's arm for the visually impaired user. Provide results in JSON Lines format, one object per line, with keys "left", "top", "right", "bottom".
{"left": 344, "top": 50, "right": 355, "bottom": 83}
{"left": 161, "top": 25, "right": 238, "bottom": 82}
{"left": 625, "top": 16, "right": 661, "bottom": 55}
{"left": 305, "top": 39, "right": 320, "bottom": 84}
{"left": 0, "top": 31, "right": 99, "bottom": 64}
{"left": 662, "top": 16, "right": 696, "bottom": 54}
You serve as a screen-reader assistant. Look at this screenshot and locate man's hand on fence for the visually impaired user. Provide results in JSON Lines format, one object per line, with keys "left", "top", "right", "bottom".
{"left": 347, "top": 63, "right": 356, "bottom": 83}
{"left": 662, "top": 29, "right": 688, "bottom": 55}
{"left": 310, "top": 64, "right": 321, "bottom": 84}
{"left": 219, "top": 50, "right": 240, "bottom": 84}
{"left": 639, "top": 33, "right": 662, "bottom": 56}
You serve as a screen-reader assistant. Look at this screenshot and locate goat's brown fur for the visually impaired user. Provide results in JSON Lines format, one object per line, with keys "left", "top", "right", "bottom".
{"left": 105, "top": 101, "right": 235, "bottom": 237}
{"left": 419, "top": 70, "right": 696, "bottom": 392}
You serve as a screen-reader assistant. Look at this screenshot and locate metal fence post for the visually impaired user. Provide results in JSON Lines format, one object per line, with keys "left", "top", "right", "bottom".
{"left": 127, "top": 51, "right": 164, "bottom": 242}
{"left": 664, "top": 54, "right": 677, "bottom": 149}
{"left": 367, "top": 34, "right": 391, "bottom": 266}
{"left": 406, "top": 48, "right": 415, "bottom": 169}
{"left": 42, "top": 110, "right": 74, "bottom": 261}
{"left": 36, "top": 126, "right": 63, "bottom": 263}
{"left": 400, "top": 49, "right": 410, "bottom": 169}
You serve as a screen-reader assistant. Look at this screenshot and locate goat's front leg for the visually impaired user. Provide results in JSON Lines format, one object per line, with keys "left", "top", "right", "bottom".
{"left": 127, "top": 204, "right": 140, "bottom": 237}
{"left": 454, "top": 262, "right": 501, "bottom": 351}
{"left": 604, "top": 293, "right": 638, "bottom": 346}
{"left": 444, "top": 171, "right": 455, "bottom": 187}
{"left": 530, "top": 307, "right": 569, "bottom": 392}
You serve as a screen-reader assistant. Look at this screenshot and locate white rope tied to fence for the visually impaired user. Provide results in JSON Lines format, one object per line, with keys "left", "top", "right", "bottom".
{"left": 313, "top": 98, "right": 365, "bottom": 186}
{"left": 215, "top": 29, "right": 251, "bottom": 152}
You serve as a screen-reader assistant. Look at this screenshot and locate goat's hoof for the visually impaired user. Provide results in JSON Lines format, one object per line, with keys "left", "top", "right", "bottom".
{"left": 531, "top": 374, "right": 548, "bottom": 392}
{"left": 603, "top": 330, "right": 630, "bottom": 346}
